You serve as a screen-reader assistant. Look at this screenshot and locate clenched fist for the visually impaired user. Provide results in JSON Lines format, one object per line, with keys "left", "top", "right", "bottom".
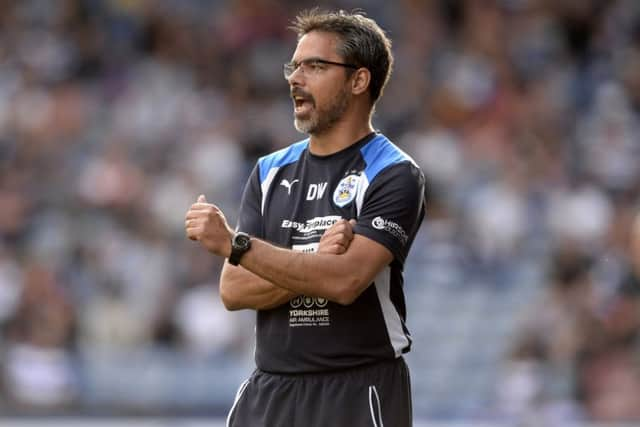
{"left": 185, "top": 194, "right": 233, "bottom": 257}
{"left": 318, "top": 219, "right": 356, "bottom": 254}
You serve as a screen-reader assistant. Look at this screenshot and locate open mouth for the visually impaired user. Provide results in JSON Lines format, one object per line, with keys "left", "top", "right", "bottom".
{"left": 293, "top": 95, "right": 314, "bottom": 115}
{"left": 291, "top": 88, "right": 314, "bottom": 114}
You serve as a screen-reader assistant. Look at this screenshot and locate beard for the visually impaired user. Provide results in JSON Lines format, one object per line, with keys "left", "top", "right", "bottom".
{"left": 293, "top": 85, "right": 351, "bottom": 135}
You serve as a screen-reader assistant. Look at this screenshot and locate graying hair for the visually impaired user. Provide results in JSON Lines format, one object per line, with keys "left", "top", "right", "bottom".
{"left": 290, "top": 9, "right": 393, "bottom": 106}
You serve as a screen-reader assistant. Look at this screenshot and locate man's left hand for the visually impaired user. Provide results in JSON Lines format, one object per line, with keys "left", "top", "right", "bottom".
{"left": 318, "top": 219, "right": 356, "bottom": 255}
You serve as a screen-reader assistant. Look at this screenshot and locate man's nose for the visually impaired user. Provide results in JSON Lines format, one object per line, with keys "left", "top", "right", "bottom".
{"left": 287, "top": 66, "right": 305, "bottom": 86}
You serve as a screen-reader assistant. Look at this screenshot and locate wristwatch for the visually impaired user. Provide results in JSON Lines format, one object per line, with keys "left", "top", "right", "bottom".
{"left": 228, "top": 232, "right": 252, "bottom": 266}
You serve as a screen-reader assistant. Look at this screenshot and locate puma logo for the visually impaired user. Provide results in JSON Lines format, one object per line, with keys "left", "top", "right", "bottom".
{"left": 280, "top": 179, "right": 300, "bottom": 195}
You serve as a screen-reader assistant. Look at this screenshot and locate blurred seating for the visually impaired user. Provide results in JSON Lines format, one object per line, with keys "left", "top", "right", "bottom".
{"left": 1, "top": 0, "right": 640, "bottom": 422}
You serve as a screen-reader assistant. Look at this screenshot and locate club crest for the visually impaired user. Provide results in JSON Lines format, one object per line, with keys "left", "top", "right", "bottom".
{"left": 333, "top": 174, "right": 360, "bottom": 207}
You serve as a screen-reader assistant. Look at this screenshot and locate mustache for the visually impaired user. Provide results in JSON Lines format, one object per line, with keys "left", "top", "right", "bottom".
{"left": 290, "top": 88, "right": 315, "bottom": 104}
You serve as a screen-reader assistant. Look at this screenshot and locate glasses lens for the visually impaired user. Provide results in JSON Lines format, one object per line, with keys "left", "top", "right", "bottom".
{"left": 283, "top": 63, "right": 295, "bottom": 78}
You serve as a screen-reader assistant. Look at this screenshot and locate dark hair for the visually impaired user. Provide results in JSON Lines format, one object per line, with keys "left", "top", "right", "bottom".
{"left": 290, "top": 9, "right": 393, "bottom": 106}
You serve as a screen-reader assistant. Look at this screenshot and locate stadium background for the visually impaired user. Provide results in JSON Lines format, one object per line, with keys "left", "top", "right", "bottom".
{"left": 1, "top": 0, "right": 640, "bottom": 426}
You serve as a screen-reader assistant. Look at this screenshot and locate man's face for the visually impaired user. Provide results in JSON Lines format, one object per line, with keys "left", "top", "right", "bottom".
{"left": 287, "top": 31, "right": 353, "bottom": 135}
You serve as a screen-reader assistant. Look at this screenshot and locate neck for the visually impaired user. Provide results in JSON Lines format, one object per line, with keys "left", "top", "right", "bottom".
{"left": 308, "top": 109, "right": 374, "bottom": 156}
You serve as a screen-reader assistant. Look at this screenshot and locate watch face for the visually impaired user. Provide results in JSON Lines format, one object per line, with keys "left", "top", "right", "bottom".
{"left": 234, "top": 233, "right": 251, "bottom": 249}
{"left": 229, "top": 232, "right": 251, "bottom": 265}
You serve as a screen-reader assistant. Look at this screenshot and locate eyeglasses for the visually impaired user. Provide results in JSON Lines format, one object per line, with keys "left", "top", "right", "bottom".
{"left": 283, "top": 58, "right": 358, "bottom": 79}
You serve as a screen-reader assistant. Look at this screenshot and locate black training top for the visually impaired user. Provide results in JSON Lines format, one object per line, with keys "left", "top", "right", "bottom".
{"left": 236, "top": 132, "right": 426, "bottom": 373}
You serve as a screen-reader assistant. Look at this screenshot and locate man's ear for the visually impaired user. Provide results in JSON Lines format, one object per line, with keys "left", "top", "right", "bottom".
{"left": 351, "top": 68, "right": 371, "bottom": 96}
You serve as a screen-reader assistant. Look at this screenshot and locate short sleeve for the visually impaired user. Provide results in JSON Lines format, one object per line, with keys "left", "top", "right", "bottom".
{"left": 236, "top": 163, "right": 264, "bottom": 238}
{"left": 353, "top": 162, "right": 425, "bottom": 265}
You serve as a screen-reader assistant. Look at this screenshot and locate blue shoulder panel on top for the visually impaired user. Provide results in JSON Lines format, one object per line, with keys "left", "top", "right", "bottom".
{"left": 258, "top": 139, "right": 309, "bottom": 183}
{"left": 360, "top": 134, "right": 413, "bottom": 182}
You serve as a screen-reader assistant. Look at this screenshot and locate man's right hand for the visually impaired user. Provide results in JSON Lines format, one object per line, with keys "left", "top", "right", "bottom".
{"left": 318, "top": 219, "right": 356, "bottom": 255}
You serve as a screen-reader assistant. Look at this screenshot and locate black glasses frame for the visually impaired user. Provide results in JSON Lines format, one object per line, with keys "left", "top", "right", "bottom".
{"left": 283, "top": 58, "right": 359, "bottom": 79}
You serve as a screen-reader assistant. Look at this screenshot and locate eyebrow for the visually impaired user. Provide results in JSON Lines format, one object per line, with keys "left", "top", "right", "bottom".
{"left": 288, "top": 56, "right": 327, "bottom": 64}
{"left": 288, "top": 57, "right": 358, "bottom": 68}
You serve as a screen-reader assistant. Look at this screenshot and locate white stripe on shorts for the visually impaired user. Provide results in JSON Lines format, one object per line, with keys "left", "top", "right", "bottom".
{"left": 226, "top": 378, "right": 250, "bottom": 427}
{"left": 368, "top": 385, "right": 384, "bottom": 427}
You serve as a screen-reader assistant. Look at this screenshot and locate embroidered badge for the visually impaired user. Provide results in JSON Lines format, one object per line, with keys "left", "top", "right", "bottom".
{"left": 333, "top": 174, "right": 359, "bottom": 207}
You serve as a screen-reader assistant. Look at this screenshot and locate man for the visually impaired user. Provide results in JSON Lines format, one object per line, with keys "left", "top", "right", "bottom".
{"left": 185, "top": 9, "right": 425, "bottom": 427}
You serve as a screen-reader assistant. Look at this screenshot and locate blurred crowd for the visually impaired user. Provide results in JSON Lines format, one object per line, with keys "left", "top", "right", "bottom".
{"left": 0, "top": 0, "right": 640, "bottom": 422}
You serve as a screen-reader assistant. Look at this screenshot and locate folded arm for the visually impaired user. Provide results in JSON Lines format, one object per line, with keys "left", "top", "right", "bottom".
{"left": 220, "top": 265, "right": 296, "bottom": 311}
{"left": 237, "top": 234, "right": 392, "bottom": 306}
{"left": 186, "top": 199, "right": 392, "bottom": 306}
{"left": 219, "top": 219, "right": 360, "bottom": 310}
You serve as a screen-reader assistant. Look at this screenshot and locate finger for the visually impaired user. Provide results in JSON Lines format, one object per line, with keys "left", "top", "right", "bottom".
{"left": 332, "top": 242, "right": 348, "bottom": 254}
{"left": 186, "top": 225, "right": 201, "bottom": 241}
{"left": 185, "top": 213, "right": 210, "bottom": 224}
{"left": 341, "top": 219, "right": 355, "bottom": 235}
{"left": 320, "top": 226, "right": 336, "bottom": 241}
{"left": 321, "top": 232, "right": 338, "bottom": 244}
{"left": 328, "top": 245, "right": 346, "bottom": 255}
{"left": 322, "top": 219, "right": 348, "bottom": 237}
{"left": 189, "top": 203, "right": 216, "bottom": 211}
{"left": 187, "top": 205, "right": 225, "bottom": 219}
{"left": 319, "top": 242, "right": 346, "bottom": 255}
{"left": 185, "top": 218, "right": 200, "bottom": 228}
{"left": 320, "top": 227, "right": 337, "bottom": 241}
{"left": 333, "top": 227, "right": 353, "bottom": 242}
{"left": 197, "top": 194, "right": 207, "bottom": 203}
{"left": 327, "top": 234, "right": 350, "bottom": 248}
{"left": 343, "top": 220, "right": 356, "bottom": 240}
{"left": 185, "top": 210, "right": 209, "bottom": 220}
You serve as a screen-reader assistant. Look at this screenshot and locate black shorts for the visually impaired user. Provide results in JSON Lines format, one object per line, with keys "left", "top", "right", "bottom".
{"left": 226, "top": 357, "right": 412, "bottom": 427}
